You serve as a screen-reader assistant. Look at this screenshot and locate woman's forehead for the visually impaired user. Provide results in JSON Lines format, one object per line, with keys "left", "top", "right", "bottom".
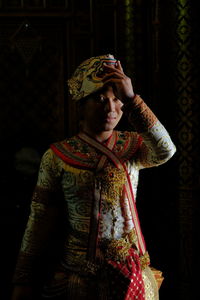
{"left": 96, "top": 85, "right": 114, "bottom": 97}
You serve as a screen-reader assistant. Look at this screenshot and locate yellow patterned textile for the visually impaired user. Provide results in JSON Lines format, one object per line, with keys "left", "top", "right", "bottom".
{"left": 96, "top": 165, "right": 127, "bottom": 205}
{"left": 123, "top": 95, "right": 158, "bottom": 133}
{"left": 68, "top": 54, "right": 117, "bottom": 101}
{"left": 142, "top": 266, "right": 159, "bottom": 300}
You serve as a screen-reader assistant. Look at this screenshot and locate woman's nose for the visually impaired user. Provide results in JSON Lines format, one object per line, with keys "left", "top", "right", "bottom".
{"left": 104, "top": 98, "right": 115, "bottom": 112}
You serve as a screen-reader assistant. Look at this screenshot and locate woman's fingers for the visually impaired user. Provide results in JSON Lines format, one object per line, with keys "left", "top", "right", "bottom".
{"left": 102, "top": 78, "right": 122, "bottom": 85}
{"left": 101, "top": 60, "right": 134, "bottom": 102}
{"left": 103, "top": 63, "right": 124, "bottom": 75}
{"left": 116, "top": 60, "right": 123, "bottom": 72}
{"left": 102, "top": 72, "right": 124, "bottom": 81}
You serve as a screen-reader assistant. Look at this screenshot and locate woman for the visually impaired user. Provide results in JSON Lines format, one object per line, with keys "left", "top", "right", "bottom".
{"left": 12, "top": 54, "right": 176, "bottom": 300}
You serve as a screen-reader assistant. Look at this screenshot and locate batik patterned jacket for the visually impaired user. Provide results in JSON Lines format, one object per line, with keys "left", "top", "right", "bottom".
{"left": 13, "top": 95, "right": 176, "bottom": 300}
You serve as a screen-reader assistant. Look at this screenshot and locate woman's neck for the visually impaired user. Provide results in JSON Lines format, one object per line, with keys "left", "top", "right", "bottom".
{"left": 80, "top": 127, "right": 113, "bottom": 143}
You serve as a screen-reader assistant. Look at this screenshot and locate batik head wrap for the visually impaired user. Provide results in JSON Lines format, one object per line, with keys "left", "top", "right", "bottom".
{"left": 67, "top": 54, "right": 117, "bottom": 101}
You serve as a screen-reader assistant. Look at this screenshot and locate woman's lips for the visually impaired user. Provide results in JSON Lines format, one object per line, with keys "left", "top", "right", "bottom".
{"left": 105, "top": 116, "right": 116, "bottom": 122}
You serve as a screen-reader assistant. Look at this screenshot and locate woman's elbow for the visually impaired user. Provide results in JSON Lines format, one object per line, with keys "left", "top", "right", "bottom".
{"left": 156, "top": 144, "right": 177, "bottom": 164}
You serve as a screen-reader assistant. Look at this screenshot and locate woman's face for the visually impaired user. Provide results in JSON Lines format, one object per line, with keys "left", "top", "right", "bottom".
{"left": 81, "top": 85, "right": 123, "bottom": 135}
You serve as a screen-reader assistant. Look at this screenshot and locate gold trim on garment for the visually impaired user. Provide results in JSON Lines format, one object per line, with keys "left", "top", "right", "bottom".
{"left": 100, "top": 229, "right": 150, "bottom": 269}
{"left": 95, "top": 165, "right": 126, "bottom": 205}
{"left": 140, "top": 251, "right": 151, "bottom": 270}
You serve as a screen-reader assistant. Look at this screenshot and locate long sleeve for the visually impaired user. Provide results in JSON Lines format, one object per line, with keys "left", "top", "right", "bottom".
{"left": 123, "top": 95, "right": 176, "bottom": 169}
{"left": 13, "top": 149, "right": 63, "bottom": 285}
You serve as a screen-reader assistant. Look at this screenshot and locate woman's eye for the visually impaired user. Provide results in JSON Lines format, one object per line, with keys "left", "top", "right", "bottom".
{"left": 97, "top": 96, "right": 105, "bottom": 103}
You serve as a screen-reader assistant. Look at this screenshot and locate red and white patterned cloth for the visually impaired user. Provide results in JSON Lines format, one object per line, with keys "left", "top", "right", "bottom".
{"left": 107, "top": 248, "right": 145, "bottom": 300}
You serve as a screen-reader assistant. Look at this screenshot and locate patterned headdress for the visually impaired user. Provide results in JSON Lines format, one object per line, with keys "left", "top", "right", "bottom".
{"left": 68, "top": 54, "right": 117, "bottom": 101}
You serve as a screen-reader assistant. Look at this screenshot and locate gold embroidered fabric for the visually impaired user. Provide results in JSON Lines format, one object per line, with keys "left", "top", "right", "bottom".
{"left": 100, "top": 229, "right": 150, "bottom": 269}
{"left": 142, "top": 266, "right": 159, "bottom": 300}
{"left": 134, "top": 120, "right": 176, "bottom": 169}
{"left": 123, "top": 95, "right": 158, "bottom": 133}
{"left": 95, "top": 165, "right": 126, "bottom": 205}
{"left": 140, "top": 251, "right": 151, "bottom": 270}
{"left": 13, "top": 199, "right": 60, "bottom": 284}
{"left": 104, "top": 235, "right": 134, "bottom": 262}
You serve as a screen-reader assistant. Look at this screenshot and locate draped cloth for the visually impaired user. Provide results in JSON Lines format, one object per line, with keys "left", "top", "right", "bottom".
{"left": 49, "top": 131, "right": 159, "bottom": 300}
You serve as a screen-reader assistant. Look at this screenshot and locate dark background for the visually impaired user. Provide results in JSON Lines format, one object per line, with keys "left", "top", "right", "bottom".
{"left": 0, "top": 0, "right": 198, "bottom": 299}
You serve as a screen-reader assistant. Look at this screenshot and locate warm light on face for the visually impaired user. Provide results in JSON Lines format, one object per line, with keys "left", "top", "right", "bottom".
{"left": 81, "top": 86, "right": 123, "bottom": 134}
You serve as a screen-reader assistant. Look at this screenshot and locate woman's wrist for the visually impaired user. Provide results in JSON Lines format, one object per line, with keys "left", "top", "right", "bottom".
{"left": 122, "top": 94, "right": 142, "bottom": 111}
